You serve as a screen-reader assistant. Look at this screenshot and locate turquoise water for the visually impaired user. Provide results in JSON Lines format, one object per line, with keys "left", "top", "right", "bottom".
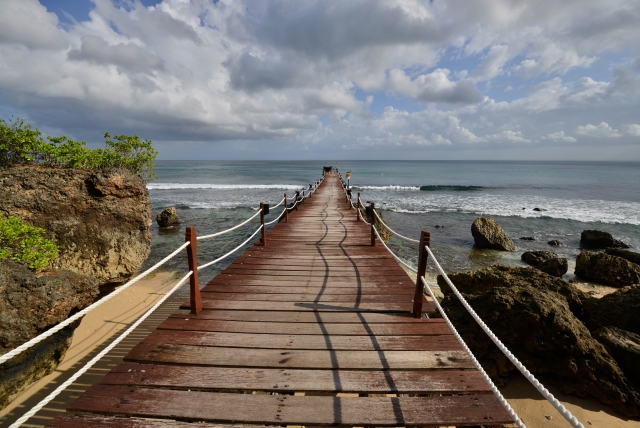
{"left": 143, "top": 161, "right": 640, "bottom": 284}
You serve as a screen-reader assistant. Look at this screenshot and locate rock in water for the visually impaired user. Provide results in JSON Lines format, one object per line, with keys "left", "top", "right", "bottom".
{"left": 0, "top": 260, "right": 99, "bottom": 409}
{"left": 536, "top": 257, "right": 569, "bottom": 277}
{"left": 575, "top": 251, "right": 640, "bottom": 287}
{"left": 471, "top": 217, "right": 516, "bottom": 251}
{"left": 521, "top": 250, "right": 556, "bottom": 266}
{"left": 593, "top": 326, "right": 640, "bottom": 385}
{"left": 581, "top": 229, "right": 631, "bottom": 249}
{"left": 605, "top": 248, "right": 640, "bottom": 266}
{"left": 583, "top": 285, "right": 640, "bottom": 335}
{"left": 547, "top": 239, "right": 562, "bottom": 246}
{"left": 440, "top": 286, "right": 640, "bottom": 417}
{"left": 156, "top": 207, "right": 180, "bottom": 227}
{"left": 0, "top": 166, "right": 152, "bottom": 286}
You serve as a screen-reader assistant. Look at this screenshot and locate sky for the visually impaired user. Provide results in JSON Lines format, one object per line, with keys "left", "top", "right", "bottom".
{"left": 1, "top": 0, "right": 640, "bottom": 160}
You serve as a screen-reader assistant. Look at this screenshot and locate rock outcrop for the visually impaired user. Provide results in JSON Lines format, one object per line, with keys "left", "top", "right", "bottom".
{"left": 593, "top": 327, "right": 640, "bottom": 385}
{"left": 441, "top": 286, "right": 640, "bottom": 417}
{"left": 536, "top": 257, "right": 568, "bottom": 277}
{"left": 0, "top": 260, "right": 99, "bottom": 409}
{"left": 0, "top": 165, "right": 152, "bottom": 286}
{"left": 605, "top": 248, "right": 640, "bottom": 266}
{"left": 521, "top": 251, "right": 556, "bottom": 266}
{"left": 575, "top": 251, "right": 640, "bottom": 287}
{"left": 582, "top": 285, "right": 640, "bottom": 335}
{"left": 156, "top": 206, "right": 180, "bottom": 227}
{"left": 437, "top": 265, "right": 588, "bottom": 318}
{"left": 471, "top": 217, "right": 516, "bottom": 251}
{"left": 581, "top": 229, "right": 631, "bottom": 249}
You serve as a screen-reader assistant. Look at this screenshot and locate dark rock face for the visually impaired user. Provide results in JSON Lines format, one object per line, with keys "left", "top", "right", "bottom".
{"left": 521, "top": 251, "right": 556, "bottom": 266}
{"left": 583, "top": 285, "right": 640, "bottom": 335}
{"left": 436, "top": 265, "right": 588, "bottom": 318}
{"left": 547, "top": 239, "right": 562, "bottom": 246}
{"left": 441, "top": 286, "right": 640, "bottom": 417}
{"left": 0, "top": 165, "right": 152, "bottom": 286}
{"left": 519, "top": 236, "right": 535, "bottom": 241}
{"left": 156, "top": 206, "right": 180, "bottom": 227}
{"left": 536, "top": 258, "right": 569, "bottom": 277}
{"left": 575, "top": 251, "right": 640, "bottom": 288}
{"left": 471, "top": 217, "right": 516, "bottom": 251}
{"left": 605, "top": 248, "right": 640, "bottom": 266}
{"left": 593, "top": 327, "right": 640, "bottom": 385}
{"left": 0, "top": 260, "right": 98, "bottom": 409}
{"left": 581, "top": 229, "right": 631, "bottom": 249}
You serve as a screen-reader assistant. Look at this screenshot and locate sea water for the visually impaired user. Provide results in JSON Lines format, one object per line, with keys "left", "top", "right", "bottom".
{"left": 143, "top": 160, "right": 640, "bottom": 286}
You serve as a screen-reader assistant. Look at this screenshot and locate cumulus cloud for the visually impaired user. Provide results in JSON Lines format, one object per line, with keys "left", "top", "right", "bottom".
{"left": 68, "top": 35, "right": 164, "bottom": 73}
{"left": 542, "top": 131, "right": 577, "bottom": 142}
{"left": 387, "top": 69, "right": 484, "bottom": 104}
{"left": 575, "top": 122, "right": 622, "bottom": 138}
{"left": 0, "top": 0, "right": 66, "bottom": 50}
{"left": 624, "top": 124, "right": 640, "bottom": 136}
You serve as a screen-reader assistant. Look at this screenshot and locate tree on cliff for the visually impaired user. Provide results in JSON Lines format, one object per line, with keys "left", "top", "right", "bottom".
{"left": 0, "top": 117, "right": 157, "bottom": 181}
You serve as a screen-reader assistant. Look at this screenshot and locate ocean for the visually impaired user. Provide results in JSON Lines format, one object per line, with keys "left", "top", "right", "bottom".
{"left": 143, "top": 160, "right": 640, "bottom": 286}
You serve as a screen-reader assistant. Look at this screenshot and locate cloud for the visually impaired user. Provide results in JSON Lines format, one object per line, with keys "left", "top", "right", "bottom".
{"left": 68, "top": 35, "right": 164, "bottom": 73}
{"left": 624, "top": 124, "right": 640, "bottom": 136}
{"left": 542, "top": 131, "right": 577, "bottom": 142}
{"left": 575, "top": 122, "right": 622, "bottom": 138}
{"left": 387, "top": 69, "right": 484, "bottom": 104}
{"left": 0, "top": 0, "right": 66, "bottom": 50}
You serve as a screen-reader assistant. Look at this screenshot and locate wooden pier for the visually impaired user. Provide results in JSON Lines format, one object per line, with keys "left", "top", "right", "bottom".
{"left": 49, "top": 173, "right": 514, "bottom": 427}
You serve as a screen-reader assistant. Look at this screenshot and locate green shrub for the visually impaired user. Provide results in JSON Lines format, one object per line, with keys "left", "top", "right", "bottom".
{"left": 0, "top": 212, "right": 59, "bottom": 272}
{"left": 0, "top": 117, "right": 158, "bottom": 181}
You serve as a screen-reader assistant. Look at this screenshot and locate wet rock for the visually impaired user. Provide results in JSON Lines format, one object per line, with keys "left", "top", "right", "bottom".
{"left": 583, "top": 285, "right": 640, "bottom": 335}
{"left": 156, "top": 207, "right": 180, "bottom": 227}
{"left": 0, "top": 166, "right": 152, "bottom": 286}
{"left": 605, "top": 248, "right": 640, "bottom": 266}
{"left": 471, "top": 217, "right": 516, "bottom": 251}
{"left": 440, "top": 286, "right": 640, "bottom": 417}
{"left": 536, "top": 257, "right": 569, "bottom": 277}
{"left": 520, "top": 236, "right": 535, "bottom": 241}
{"left": 547, "top": 240, "right": 562, "bottom": 246}
{"left": 533, "top": 207, "right": 547, "bottom": 212}
{"left": 436, "top": 265, "right": 588, "bottom": 318}
{"left": 581, "top": 230, "right": 631, "bottom": 249}
{"left": 0, "top": 260, "right": 98, "bottom": 409}
{"left": 575, "top": 251, "right": 640, "bottom": 288}
{"left": 593, "top": 326, "right": 640, "bottom": 385}
{"left": 521, "top": 250, "right": 556, "bottom": 266}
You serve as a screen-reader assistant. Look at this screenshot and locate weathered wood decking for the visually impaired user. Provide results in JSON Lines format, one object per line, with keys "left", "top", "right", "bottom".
{"left": 49, "top": 173, "right": 514, "bottom": 427}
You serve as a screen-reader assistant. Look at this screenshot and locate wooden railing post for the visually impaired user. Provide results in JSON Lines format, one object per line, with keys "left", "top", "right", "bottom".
{"left": 370, "top": 202, "right": 376, "bottom": 246}
{"left": 356, "top": 192, "right": 361, "bottom": 222}
{"left": 295, "top": 191, "right": 300, "bottom": 211}
{"left": 185, "top": 226, "right": 202, "bottom": 315}
{"left": 413, "top": 230, "right": 431, "bottom": 318}
{"left": 284, "top": 193, "right": 288, "bottom": 222}
{"left": 260, "top": 202, "right": 266, "bottom": 246}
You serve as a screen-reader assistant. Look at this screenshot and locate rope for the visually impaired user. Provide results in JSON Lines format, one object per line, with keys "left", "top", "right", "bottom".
{"left": 371, "top": 222, "right": 418, "bottom": 273}
{"left": 372, "top": 209, "right": 419, "bottom": 243}
{"left": 197, "top": 225, "right": 263, "bottom": 271}
{"left": 0, "top": 241, "right": 190, "bottom": 365}
{"left": 271, "top": 196, "right": 286, "bottom": 209}
{"left": 424, "top": 245, "right": 585, "bottom": 428}
{"left": 419, "top": 276, "right": 525, "bottom": 428}
{"left": 9, "top": 270, "right": 193, "bottom": 428}
{"left": 197, "top": 209, "right": 261, "bottom": 241}
{"left": 265, "top": 207, "right": 287, "bottom": 226}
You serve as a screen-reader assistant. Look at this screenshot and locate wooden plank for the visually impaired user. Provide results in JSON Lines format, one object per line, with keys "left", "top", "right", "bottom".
{"left": 48, "top": 414, "right": 246, "bottom": 427}
{"left": 200, "top": 285, "right": 416, "bottom": 295}
{"left": 142, "top": 330, "right": 463, "bottom": 351}
{"left": 192, "top": 292, "right": 423, "bottom": 303}
{"left": 67, "top": 385, "right": 514, "bottom": 426}
{"left": 167, "top": 309, "right": 430, "bottom": 323}
{"left": 101, "top": 364, "right": 492, "bottom": 394}
{"left": 179, "top": 299, "right": 434, "bottom": 313}
{"left": 124, "top": 343, "right": 474, "bottom": 370}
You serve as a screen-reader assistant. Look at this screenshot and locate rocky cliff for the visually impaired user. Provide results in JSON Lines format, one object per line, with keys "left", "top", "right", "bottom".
{"left": 0, "top": 165, "right": 152, "bottom": 286}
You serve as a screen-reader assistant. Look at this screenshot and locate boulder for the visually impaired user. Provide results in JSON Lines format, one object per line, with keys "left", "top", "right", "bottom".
{"left": 575, "top": 251, "right": 640, "bottom": 287}
{"left": 156, "top": 206, "right": 180, "bottom": 227}
{"left": 519, "top": 236, "right": 535, "bottom": 241}
{"left": 521, "top": 251, "right": 556, "bottom": 266}
{"left": 593, "top": 327, "right": 640, "bottom": 385}
{"left": 605, "top": 248, "right": 640, "bottom": 266}
{"left": 0, "top": 166, "right": 152, "bottom": 286}
{"left": 471, "top": 217, "right": 516, "bottom": 251}
{"left": 533, "top": 207, "right": 547, "bottom": 212}
{"left": 582, "top": 285, "right": 640, "bottom": 335}
{"left": 547, "top": 239, "right": 562, "bottom": 246}
{"left": 536, "top": 257, "right": 569, "bottom": 277}
{"left": 441, "top": 286, "right": 640, "bottom": 417}
{"left": 0, "top": 260, "right": 99, "bottom": 409}
{"left": 436, "top": 265, "right": 588, "bottom": 318}
{"left": 581, "top": 229, "right": 631, "bottom": 249}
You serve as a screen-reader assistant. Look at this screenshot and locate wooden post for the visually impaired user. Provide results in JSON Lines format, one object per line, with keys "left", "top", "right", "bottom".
{"left": 260, "top": 202, "right": 266, "bottom": 246}
{"left": 284, "top": 193, "right": 288, "bottom": 222}
{"left": 185, "top": 226, "right": 202, "bottom": 315}
{"left": 413, "top": 230, "right": 431, "bottom": 318}
{"left": 356, "top": 192, "right": 361, "bottom": 222}
{"left": 370, "top": 202, "right": 376, "bottom": 246}
{"left": 295, "top": 191, "right": 300, "bottom": 211}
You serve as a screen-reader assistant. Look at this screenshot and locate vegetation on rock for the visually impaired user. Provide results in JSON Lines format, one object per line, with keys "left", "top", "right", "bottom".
{"left": 0, "top": 212, "right": 58, "bottom": 272}
{"left": 0, "top": 117, "right": 157, "bottom": 181}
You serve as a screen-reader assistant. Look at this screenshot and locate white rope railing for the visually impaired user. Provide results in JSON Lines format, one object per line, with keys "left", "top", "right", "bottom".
{"left": 271, "top": 196, "right": 286, "bottom": 209}
{"left": 265, "top": 207, "right": 287, "bottom": 226}
{"left": 419, "top": 276, "right": 525, "bottom": 428}
{"left": 197, "top": 224, "right": 263, "bottom": 271}
{"left": 373, "top": 209, "right": 419, "bottom": 243}
{"left": 0, "top": 241, "right": 190, "bottom": 365}
{"left": 424, "top": 245, "right": 584, "bottom": 428}
{"left": 197, "top": 209, "right": 261, "bottom": 241}
{"left": 9, "top": 270, "right": 193, "bottom": 428}
{"left": 371, "top": 221, "right": 418, "bottom": 273}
